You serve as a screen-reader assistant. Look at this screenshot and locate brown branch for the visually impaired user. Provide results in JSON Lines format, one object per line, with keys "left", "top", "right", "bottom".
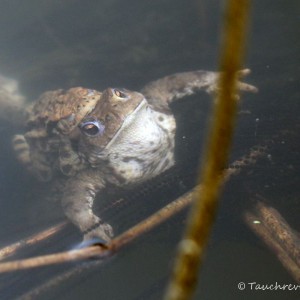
{"left": 0, "top": 222, "right": 67, "bottom": 261}
{"left": 0, "top": 142, "right": 267, "bottom": 274}
{"left": 0, "top": 189, "right": 196, "bottom": 273}
{"left": 0, "top": 244, "right": 107, "bottom": 273}
{"left": 244, "top": 197, "right": 300, "bottom": 283}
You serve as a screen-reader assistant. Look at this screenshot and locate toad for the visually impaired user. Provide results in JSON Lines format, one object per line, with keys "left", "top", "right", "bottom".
{"left": 4, "top": 69, "right": 257, "bottom": 242}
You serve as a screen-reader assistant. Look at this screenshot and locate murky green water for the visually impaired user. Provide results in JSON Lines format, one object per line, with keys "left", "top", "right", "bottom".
{"left": 0, "top": 0, "right": 299, "bottom": 299}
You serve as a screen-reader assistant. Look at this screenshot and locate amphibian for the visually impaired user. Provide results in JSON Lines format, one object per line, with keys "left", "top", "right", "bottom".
{"left": 1, "top": 69, "right": 257, "bottom": 242}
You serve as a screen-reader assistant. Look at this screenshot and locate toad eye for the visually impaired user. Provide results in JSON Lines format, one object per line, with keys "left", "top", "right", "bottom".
{"left": 113, "top": 88, "right": 129, "bottom": 99}
{"left": 79, "top": 120, "right": 105, "bottom": 137}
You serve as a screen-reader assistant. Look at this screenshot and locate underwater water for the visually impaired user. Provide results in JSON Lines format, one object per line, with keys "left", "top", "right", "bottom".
{"left": 0, "top": 0, "right": 299, "bottom": 299}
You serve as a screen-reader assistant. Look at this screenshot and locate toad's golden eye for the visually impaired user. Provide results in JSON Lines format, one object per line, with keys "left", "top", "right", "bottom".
{"left": 79, "top": 119, "right": 105, "bottom": 137}
{"left": 113, "top": 88, "right": 128, "bottom": 99}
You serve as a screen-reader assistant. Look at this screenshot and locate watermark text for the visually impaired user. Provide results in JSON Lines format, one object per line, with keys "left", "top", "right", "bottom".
{"left": 238, "top": 281, "right": 300, "bottom": 291}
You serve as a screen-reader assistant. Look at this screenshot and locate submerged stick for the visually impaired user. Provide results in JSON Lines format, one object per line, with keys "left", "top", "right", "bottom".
{"left": 244, "top": 197, "right": 300, "bottom": 283}
{"left": 164, "top": 1, "right": 251, "bottom": 299}
{"left": 0, "top": 222, "right": 67, "bottom": 261}
{"left": 0, "top": 245, "right": 106, "bottom": 273}
{"left": 0, "top": 142, "right": 266, "bottom": 274}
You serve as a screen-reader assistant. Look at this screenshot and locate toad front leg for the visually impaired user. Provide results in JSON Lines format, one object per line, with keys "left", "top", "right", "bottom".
{"left": 61, "top": 170, "right": 113, "bottom": 242}
{"left": 141, "top": 69, "right": 257, "bottom": 111}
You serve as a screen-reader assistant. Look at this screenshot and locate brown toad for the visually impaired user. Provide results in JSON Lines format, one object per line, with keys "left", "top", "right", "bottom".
{"left": 2, "top": 69, "right": 257, "bottom": 242}
{"left": 12, "top": 87, "right": 101, "bottom": 181}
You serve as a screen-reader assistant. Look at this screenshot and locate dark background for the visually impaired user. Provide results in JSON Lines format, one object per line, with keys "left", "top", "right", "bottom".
{"left": 0, "top": 0, "right": 299, "bottom": 299}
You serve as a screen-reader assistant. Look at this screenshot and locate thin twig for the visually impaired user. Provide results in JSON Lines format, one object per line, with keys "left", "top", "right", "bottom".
{"left": 0, "top": 222, "right": 67, "bottom": 261}
{"left": 0, "top": 244, "right": 107, "bottom": 273}
{"left": 244, "top": 197, "right": 300, "bottom": 283}
{"left": 0, "top": 142, "right": 267, "bottom": 274}
{"left": 164, "top": 1, "right": 251, "bottom": 299}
